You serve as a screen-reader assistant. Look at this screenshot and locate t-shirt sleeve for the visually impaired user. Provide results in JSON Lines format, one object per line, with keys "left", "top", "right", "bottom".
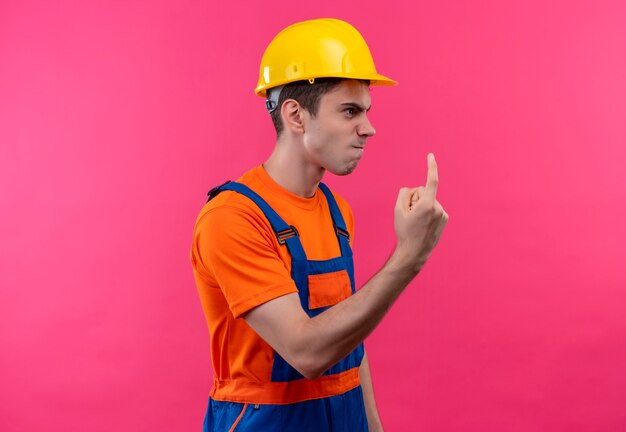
{"left": 192, "top": 205, "right": 298, "bottom": 319}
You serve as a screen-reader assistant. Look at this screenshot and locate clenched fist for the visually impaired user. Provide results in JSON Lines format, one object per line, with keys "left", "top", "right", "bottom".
{"left": 393, "top": 153, "right": 449, "bottom": 273}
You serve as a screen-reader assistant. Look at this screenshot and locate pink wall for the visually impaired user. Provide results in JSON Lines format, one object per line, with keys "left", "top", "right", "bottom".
{"left": 1, "top": 1, "right": 625, "bottom": 430}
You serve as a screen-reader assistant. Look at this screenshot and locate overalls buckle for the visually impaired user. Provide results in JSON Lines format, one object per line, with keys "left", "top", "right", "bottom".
{"left": 206, "top": 180, "right": 232, "bottom": 202}
{"left": 276, "top": 225, "right": 299, "bottom": 244}
{"left": 334, "top": 225, "right": 350, "bottom": 241}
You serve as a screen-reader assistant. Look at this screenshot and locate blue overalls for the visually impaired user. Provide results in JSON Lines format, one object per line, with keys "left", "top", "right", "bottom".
{"left": 203, "top": 181, "right": 368, "bottom": 432}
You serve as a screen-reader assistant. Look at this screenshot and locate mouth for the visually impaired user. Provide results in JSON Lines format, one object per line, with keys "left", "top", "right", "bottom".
{"left": 352, "top": 139, "right": 367, "bottom": 150}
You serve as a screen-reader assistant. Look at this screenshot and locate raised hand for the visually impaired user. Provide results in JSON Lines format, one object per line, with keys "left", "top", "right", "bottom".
{"left": 394, "top": 153, "right": 449, "bottom": 272}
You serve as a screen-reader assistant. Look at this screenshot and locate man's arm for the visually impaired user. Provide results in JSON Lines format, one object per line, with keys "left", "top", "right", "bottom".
{"left": 245, "top": 154, "right": 448, "bottom": 379}
{"left": 360, "top": 352, "right": 383, "bottom": 431}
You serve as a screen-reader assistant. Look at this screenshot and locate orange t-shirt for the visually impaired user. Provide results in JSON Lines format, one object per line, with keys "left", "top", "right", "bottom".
{"left": 190, "top": 165, "right": 358, "bottom": 404}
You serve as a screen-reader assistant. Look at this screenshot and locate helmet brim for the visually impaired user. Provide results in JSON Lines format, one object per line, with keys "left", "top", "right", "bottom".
{"left": 255, "top": 73, "right": 398, "bottom": 98}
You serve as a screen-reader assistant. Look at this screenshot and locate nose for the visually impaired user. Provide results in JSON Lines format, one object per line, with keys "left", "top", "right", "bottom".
{"left": 357, "top": 114, "right": 376, "bottom": 138}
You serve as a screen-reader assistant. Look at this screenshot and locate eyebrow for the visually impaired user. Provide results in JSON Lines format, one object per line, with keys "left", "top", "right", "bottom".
{"left": 339, "top": 102, "right": 371, "bottom": 112}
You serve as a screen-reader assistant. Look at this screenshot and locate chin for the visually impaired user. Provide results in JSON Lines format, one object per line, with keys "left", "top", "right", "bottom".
{"left": 330, "top": 163, "right": 358, "bottom": 176}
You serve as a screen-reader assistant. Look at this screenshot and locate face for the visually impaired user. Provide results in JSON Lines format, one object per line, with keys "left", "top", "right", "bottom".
{"left": 301, "top": 80, "right": 376, "bottom": 176}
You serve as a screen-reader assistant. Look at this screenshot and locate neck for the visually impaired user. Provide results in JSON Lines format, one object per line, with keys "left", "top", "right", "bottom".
{"left": 263, "top": 135, "right": 325, "bottom": 198}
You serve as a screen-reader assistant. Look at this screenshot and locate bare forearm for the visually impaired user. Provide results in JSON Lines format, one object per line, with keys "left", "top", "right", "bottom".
{"left": 298, "top": 252, "right": 419, "bottom": 377}
{"left": 245, "top": 250, "right": 420, "bottom": 379}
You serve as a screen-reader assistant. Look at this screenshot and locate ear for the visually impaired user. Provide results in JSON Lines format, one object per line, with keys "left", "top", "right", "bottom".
{"left": 280, "top": 99, "right": 305, "bottom": 134}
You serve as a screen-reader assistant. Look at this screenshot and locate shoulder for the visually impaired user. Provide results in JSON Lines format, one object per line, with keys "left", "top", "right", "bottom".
{"left": 191, "top": 189, "right": 282, "bottom": 280}
{"left": 194, "top": 191, "right": 275, "bottom": 245}
{"left": 195, "top": 167, "right": 273, "bottom": 235}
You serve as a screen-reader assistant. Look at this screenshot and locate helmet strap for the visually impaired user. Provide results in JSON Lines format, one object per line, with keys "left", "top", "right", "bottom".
{"left": 265, "top": 85, "right": 284, "bottom": 114}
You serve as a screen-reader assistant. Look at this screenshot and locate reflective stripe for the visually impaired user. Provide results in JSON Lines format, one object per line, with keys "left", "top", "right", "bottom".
{"left": 207, "top": 386, "right": 369, "bottom": 431}
{"left": 211, "top": 367, "right": 361, "bottom": 405}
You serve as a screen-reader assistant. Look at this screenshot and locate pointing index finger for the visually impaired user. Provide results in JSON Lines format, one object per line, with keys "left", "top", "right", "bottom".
{"left": 425, "top": 153, "right": 438, "bottom": 200}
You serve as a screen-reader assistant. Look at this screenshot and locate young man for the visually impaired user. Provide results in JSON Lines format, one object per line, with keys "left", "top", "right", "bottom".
{"left": 191, "top": 18, "right": 448, "bottom": 431}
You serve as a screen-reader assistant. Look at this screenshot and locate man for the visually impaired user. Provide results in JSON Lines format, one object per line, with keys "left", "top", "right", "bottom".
{"left": 191, "top": 18, "right": 448, "bottom": 431}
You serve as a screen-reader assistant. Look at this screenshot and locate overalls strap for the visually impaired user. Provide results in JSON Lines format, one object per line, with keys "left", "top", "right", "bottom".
{"left": 317, "top": 183, "right": 352, "bottom": 258}
{"left": 209, "top": 181, "right": 308, "bottom": 262}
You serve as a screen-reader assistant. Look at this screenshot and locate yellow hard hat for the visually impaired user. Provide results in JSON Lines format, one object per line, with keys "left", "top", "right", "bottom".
{"left": 255, "top": 18, "right": 397, "bottom": 97}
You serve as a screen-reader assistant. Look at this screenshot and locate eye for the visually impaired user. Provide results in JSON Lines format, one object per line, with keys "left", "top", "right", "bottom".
{"left": 344, "top": 107, "right": 356, "bottom": 117}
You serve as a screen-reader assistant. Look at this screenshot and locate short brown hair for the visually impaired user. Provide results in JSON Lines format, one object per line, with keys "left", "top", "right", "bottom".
{"left": 270, "top": 78, "right": 368, "bottom": 136}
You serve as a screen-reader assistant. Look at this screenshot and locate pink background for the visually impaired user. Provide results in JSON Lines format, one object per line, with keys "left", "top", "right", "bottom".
{"left": 1, "top": 1, "right": 625, "bottom": 431}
